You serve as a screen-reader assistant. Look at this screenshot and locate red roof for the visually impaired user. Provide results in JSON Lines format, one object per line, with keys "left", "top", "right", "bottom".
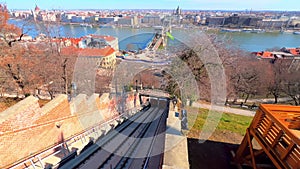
{"left": 61, "top": 46, "right": 115, "bottom": 57}
{"left": 261, "top": 52, "right": 274, "bottom": 59}
{"left": 286, "top": 48, "right": 300, "bottom": 55}
{"left": 62, "top": 38, "right": 82, "bottom": 45}
{"left": 60, "top": 46, "right": 80, "bottom": 56}
{"left": 255, "top": 51, "right": 274, "bottom": 59}
{"left": 79, "top": 47, "right": 115, "bottom": 57}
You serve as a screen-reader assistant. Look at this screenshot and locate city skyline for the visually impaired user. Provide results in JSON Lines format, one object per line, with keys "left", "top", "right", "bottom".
{"left": 4, "top": 0, "right": 300, "bottom": 11}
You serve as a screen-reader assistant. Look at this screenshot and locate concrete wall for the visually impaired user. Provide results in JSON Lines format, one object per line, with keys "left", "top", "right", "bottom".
{"left": 0, "top": 92, "right": 138, "bottom": 168}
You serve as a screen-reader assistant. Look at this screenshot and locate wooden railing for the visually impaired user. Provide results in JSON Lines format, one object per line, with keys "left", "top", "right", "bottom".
{"left": 235, "top": 104, "right": 300, "bottom": 169}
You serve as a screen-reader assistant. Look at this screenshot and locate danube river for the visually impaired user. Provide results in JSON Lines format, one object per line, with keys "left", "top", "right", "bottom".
{"left": 8, "top": 19, "right": 300, "bottom": 52}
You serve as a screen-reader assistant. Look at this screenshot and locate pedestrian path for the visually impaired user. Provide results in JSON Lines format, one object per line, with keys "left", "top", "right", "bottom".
{"left": 192, "top": 102, "right": 256, "bottom": 117}
{"left": 162, "top": 103, "right": 189, "bottom": 169}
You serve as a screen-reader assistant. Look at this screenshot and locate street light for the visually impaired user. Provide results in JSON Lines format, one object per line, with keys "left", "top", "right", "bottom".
{"left": 135, "top": 80, "right": 138, "bottom": 92}
{"left": 71, "top": 82, "right": 77, "bottom": 99}
{"left": 139, "top": 74, "right": 142, "bottom": 90}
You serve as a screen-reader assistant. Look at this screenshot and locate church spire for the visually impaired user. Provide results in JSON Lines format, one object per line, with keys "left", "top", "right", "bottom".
{"left": 175, "top": 5, "right": 181, "bottom": 15}
{"left": 34, "top": 4, "right": 40, "bottom": 12}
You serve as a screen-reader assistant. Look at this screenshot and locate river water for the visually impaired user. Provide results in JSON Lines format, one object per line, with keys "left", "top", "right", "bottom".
{"left": 8, "top": 19, "right": 300, "bottom": 52}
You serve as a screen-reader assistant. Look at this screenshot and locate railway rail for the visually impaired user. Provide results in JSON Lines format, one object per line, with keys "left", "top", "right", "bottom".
{"left": 59, "top": 99, "right": 169, "bottom": 169}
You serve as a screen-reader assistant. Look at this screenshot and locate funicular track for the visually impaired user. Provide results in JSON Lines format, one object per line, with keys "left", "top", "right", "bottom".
{"left": 59, "top": 99, "right": 169, "bottom": 169}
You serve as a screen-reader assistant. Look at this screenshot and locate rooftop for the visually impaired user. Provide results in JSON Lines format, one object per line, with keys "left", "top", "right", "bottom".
{"left": 61, "top": 46, "right": 115, "bottom": 57}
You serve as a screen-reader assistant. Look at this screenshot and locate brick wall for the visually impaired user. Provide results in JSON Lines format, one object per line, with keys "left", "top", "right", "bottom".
{"left": 0, "top": 96, "right": 41, "bottom": 133}
{"left": 74, "top": 94, "right": 104, "bottom": 129}
{"left": 0, "top": 116, "right": 83, "bottom": 167}
{"left": 35, "top": 95, "right": 71, "bottom": 124}
{"left": 99, "top": 93, "right": 114, "bottom": 120}
{"left": 0, "top": 92, "right": 135, "bottom": 168}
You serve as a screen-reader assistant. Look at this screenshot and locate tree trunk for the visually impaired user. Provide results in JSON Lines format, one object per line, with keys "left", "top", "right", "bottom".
{"left": 0, "top": 87, "right": 3, "bottom": 97}
{"left": 48, "top": 91, "right": 54, "bottom": 100}
{"left": 295, "top": 101, "right": 298, "bottom": 106}
{"left": 7, "top": 64, "right": 25, "bottom": 95}
{"left": 292, "top": 97, "right": 298, "bottom": 106}
{"left": 62, "top": 58, "right": 68, "bottom": 94}
{"left": 225, "top": 98, "right": 229, "bottom": 105}
{"left": 273, "top": 94, "right": 278, "bottom": 104}
{"left": 244, "top": 93, "right": 249, "bottom": 103}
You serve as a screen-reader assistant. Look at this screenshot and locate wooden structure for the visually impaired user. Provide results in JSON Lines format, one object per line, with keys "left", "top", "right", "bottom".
{"left": 235, "top": 104, "right": 300, "bottom": 169}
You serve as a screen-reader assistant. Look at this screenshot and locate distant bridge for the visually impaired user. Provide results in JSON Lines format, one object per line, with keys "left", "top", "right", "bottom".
{"left": 147, "top": 25, "right": 172, "bottom": 51}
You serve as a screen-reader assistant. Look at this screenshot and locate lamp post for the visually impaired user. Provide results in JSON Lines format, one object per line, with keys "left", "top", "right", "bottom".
{"left": 139, "top": 74, "right": 142, "bottom": 90}
{"left": 71, "top": 82, "right": 77, "bottom": 99}
{"left": 135, "top": 79, "right": 138, "bottom": 92}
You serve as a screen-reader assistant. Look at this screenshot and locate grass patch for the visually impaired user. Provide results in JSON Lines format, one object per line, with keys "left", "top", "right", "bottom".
{"left": 186, "top": 107, "right": 253, "bottom": 136}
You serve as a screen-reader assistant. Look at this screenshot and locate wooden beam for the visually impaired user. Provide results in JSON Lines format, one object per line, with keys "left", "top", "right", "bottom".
{"left": 247, "top": 129, "right": 257, "bottom": 169}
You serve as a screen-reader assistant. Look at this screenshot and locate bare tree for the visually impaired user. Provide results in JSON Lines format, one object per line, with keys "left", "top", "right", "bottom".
{"left": 0, "top": 6, "right": 77, "bottom": 98}
{"left": 281, "top": 62, "right": 300, "bottom": 105}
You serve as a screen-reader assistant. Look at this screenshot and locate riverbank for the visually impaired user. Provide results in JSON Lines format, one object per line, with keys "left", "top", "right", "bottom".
{"left": 8, "top": 18, "right": 300, "bottom": 52}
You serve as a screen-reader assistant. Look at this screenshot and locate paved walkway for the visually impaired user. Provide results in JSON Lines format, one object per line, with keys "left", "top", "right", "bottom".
{"left": 192, "top": 102, "right": 256, "bottom": 117}
{"left": 163, "top": 104, "right": 189, "bottom": 169}
{"left": 233, "top": 97, "right": 291, "bottom": 104}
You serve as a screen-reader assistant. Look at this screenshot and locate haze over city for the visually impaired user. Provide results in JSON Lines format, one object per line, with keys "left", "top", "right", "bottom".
{"left": 5, "top": 0, "right": 300, "bottom": 11}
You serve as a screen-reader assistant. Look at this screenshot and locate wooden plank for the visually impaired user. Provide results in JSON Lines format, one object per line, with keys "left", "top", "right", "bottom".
{"left": 281, "top": 143, "right": 296, "bottom": 160}
{"left": 275, "top": 143, "right": 286, "bottom": 156}
{"left": 236, "top": 105, "right": 300, "bottom": 169}
{"left": 272, "top": 130, "right": 283, "bottom": 148}
{"left": 256, "top": 127, "right": 264, "bottom": 136}
{"left": 234, "top": 131, "right": 249, "bottom": 163}
{"left": 282, "top": 135, "right": 292, "bottom": 146}
{"left": 247, "top": 129, "right": 257, "bottom": 169}
{"left": 252, "top": 129, "right": 286, "bottom": 169}
{"left": 285, "top": 148, "right": 300, "bottom": 169}
{"left": 262, "top": 104, "right": 300, "bottom": 113}
{"left": 259, "top": 105, "right": 300, "bottom": 145}
{"left": 245, "top": 150, "right": 265, "bottom": 160}
{"left": 263, "top": 122, "right": 274, "bottom": 137}
{"left": 268, "top": 128, "right": 278, "bottom": 138}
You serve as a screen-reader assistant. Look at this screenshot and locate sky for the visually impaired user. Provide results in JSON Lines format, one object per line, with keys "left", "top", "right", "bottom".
{"left": 4, "top": 0, "right": 300, "bottom": 11}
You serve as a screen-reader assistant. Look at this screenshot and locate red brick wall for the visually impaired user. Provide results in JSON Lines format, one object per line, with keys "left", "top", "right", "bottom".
{"left": 0, "top": 116, "right": 83, "bottom": 167}
{"left": 0, "top": 96, "right": 41, "bottom": 133}
{"left": 35, "top": 95, "right": 71, "bottom": 124}
{"left": 0, "top": 93, "right": 136, "bottom": 168}
{"left": 72, "top": 94, "right": 88, "bottom": 115}
{"left": 126, "top": 93, "right": 139, "bottom": 110}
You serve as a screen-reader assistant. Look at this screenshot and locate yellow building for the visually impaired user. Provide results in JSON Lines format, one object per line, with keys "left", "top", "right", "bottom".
{"left": 61, "top": 46, "right": 116, "bottom": 69}
{"left": 79, "top": 46, "right": 116, "bottom": 69}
